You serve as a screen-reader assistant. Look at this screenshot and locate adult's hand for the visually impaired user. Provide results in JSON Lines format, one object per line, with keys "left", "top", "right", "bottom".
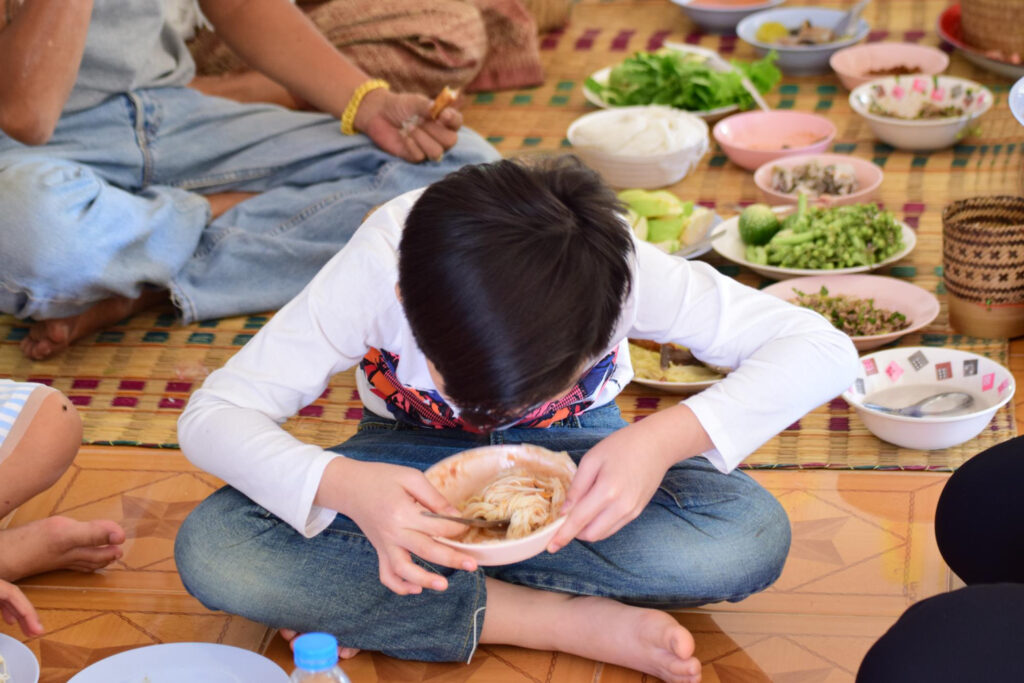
{"left": 354, "top": 88, "right": 463, "bottom": 163}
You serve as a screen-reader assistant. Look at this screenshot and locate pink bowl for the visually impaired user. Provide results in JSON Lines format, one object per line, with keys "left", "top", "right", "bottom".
{"left": 424, "top": 444, "right": 576, "bottom": 566}
{"left": 761, "top": 274, "right": 940, "bottom": 351}
{"left": 753, "top": 153, "right": 884, "bottom": 206}
{"left": 829, "top": 42, "right": 950, "bottom": 91}
{"left": 712, "top": 111, "right": 836, "bottom": 172}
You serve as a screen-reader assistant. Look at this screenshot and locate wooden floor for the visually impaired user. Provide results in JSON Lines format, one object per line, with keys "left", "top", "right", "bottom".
{"left": 2, "top": 335, "right": 1021, "bottom": 682}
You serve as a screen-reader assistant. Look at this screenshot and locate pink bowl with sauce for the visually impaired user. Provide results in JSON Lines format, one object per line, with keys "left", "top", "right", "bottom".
{"left": 712, "top": 111, "right": 837, "bottom": 171}
{"left": 830, "top": 42, "right": 950, "bottom": 91}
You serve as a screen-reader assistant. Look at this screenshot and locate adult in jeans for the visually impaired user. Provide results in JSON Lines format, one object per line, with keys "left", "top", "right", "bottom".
{"left": 857, "top": 435, "right": 1024, "bottom": 681}
{"left": 0, "top": 0, "right": 499, "bottom": 360}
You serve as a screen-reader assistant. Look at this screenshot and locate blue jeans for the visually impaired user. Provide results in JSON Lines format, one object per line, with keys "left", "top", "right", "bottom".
{"left": 175, "top": 403, "right": 792, "bottom": 662}
{"left": 0, "top": 88, "right": 498, "bottom": 322}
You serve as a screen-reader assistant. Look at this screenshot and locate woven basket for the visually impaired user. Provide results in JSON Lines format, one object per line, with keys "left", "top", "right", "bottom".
{"left": 942, "top": 196, "right": 1024, "bottom": 338}
{"left": 960, "top": 0, "right": 1024, "bottom": 59}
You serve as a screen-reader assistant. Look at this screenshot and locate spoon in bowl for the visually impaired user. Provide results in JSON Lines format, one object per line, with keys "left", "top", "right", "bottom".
{"left": 421, "top": 511, "right": 511, "bottom": 529}
{"left": 861, "top": 391, "right": 974, "bottom": 418}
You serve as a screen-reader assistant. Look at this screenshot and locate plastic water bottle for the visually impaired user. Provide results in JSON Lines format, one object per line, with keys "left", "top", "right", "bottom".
{"left": 289, "top": 632, "right": 351, "bottom": 683}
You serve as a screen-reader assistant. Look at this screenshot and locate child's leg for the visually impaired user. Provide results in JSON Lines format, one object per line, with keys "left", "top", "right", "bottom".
{"left": 0, "top": 384, "right": 125, "bottom": 581}
{"left": 0, "top": 384, "right": 81, "bottom": 517}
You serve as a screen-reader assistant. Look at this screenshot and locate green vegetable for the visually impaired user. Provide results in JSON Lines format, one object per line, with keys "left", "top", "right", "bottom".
{"left": 748, "top": 203, "right": 905, "bottom": 271}
{"left": 738, "top": 204, "right": 781, "bottom": 245}
{"left": 586, "top": 50, "right": 781, "bottom": 113}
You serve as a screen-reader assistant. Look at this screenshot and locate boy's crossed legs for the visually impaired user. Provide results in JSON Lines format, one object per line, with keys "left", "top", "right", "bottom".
{"left": 175, "top": 407, "right": 790, "bottom": 682}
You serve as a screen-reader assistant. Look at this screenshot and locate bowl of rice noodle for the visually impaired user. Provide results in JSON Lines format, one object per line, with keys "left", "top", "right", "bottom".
{"left": 424, "top": 444, "right": 577, "bottom": 565}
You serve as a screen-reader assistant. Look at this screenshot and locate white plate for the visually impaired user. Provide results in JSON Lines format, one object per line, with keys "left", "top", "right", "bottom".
{"left": 1011, "top": 77, "right": 1024, "bottom": 128}
{"left": 582, "top": 42, "right": 741, "bottom": 122}
{"left": 0, "top": 633, "right": 39, "bottom": 683}
{"left": 67, "top": 643, "right": 289, "bottom": 683}
{"left": 630, "top": 376, "right": 722, "bottom": 395}
{"left": 711, "top": 209, "right": 917, "bottom": 280}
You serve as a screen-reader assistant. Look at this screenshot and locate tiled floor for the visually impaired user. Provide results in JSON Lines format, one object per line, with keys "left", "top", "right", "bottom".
{"left": 0, "top": 446, "right": 959, "bottom": 682}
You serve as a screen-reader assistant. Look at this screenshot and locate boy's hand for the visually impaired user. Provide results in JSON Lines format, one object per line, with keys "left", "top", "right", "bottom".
{"left": 0, "top": 578, "right": 43, "bottom": 637}
{"left": 327, "top": 459, "right": 479, "bottom": 595}
{"left": 547, "top": 403, "right": 713, "bottom": 553}
{"left": 353, "top": 89, "right": 462, "bottom": 164}
{"left": 546, "top": 425, "right": 670, "bottom": 553}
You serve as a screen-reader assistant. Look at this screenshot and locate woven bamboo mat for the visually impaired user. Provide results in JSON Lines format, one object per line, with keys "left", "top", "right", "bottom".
{"left": 1, "top": 0, "right": 1020, "bottom": 469}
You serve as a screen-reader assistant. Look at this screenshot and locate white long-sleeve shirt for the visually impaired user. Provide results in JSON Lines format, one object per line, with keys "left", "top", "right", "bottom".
{"left": 178, "top": 189, "right": 858, "bottom": 537}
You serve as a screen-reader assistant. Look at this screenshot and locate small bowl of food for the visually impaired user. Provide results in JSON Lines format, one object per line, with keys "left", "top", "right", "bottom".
{"left": 849, "top": 75, "right": 993, "bottom": 151}
{"left": 753, "top": 153, "right": 884, "bottom": 206}
{"left": 424, "top": 444, "right": 576, "bottom": 566}
{"left": 568, "top": 105, "right": 710, "bottom": 189}
{"left": 761, "top": 274, "right": 940, "bottom": 350}
{"left": 830, "top": 42, "right": 950, "bottom": 91}
{"left": 843, "top": 347, "right": 1015, "bottom": 450}
{"left": 628, "top": 339, "right": 728, "bottom": 394}
{"left": 712, "top": 110, "right": 836, "bottom": 172}
{"left": 737, "top": 7, "right": 870, "bottom": 75}
{"left": 670, "top": 0, "right": 786, "bottom": 34}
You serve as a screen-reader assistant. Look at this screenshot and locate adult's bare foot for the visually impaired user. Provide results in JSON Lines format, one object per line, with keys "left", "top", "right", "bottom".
{"left": 279, "top": 628, "right": 361, "bottom": 659}
{"left": 20, "top": 289, "right": 169, "bottom": 360}
{"left": 0, "top": 516, "right": 126, "bottom": 581}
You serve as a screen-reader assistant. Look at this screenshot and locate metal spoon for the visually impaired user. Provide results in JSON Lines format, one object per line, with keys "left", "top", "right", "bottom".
{"left": 833, "top": 0, "right": 870, "bottom": 38}
{"left": 861, "top": 391, "right": 974, "bottom": 418}
{"left": 421, "top": 511, "right": 510, "bottom": 529}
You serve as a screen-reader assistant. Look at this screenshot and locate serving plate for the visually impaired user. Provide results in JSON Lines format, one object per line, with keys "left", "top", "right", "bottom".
{"left": 1011, "top": 76, "right": 1024, "bottom": 127}
{"left": 67, "top": 643, "right": 288, "bottom": 683}
{"left": 761, "top": 274, "right": 940, "bottom": 350}
{"left": 583, "top": 43, "right": 742, "bottom": 122}
{"left": 0, "top": 633, "right": 39, "bottom": 683}
{"left": 711, "top": 209, "right": 917, "bottom": 280}
{"left": 937, "top": 4, "right": 1024, "bottom": 80}
{"left": 630, "top": 375, "right": 722, "bottom": 394}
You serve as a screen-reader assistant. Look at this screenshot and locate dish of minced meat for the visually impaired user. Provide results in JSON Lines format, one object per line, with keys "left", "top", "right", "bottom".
{"left": 789, "top": 286, "right": 910, "bottom": 336}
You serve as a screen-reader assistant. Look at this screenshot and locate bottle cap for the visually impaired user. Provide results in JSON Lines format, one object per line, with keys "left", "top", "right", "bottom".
{"left": 293, "top": 632, "right": 339, "bottom": 671}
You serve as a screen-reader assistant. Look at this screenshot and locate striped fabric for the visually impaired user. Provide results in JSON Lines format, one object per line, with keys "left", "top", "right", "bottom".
{"left": 0, "top": 379, "right": 37, "bottom": 446}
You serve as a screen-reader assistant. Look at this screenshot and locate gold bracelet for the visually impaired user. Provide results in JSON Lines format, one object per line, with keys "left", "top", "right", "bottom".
{"left": 340, "top": 79, "right": 390, "bottom": 135}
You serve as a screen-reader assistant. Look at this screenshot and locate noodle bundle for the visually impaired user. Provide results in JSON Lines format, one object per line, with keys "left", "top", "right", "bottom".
{"left": 457, "top": 469, "right": 567, "bottom": 543}
{"left": 0, "top": 653, "right": 9, "bottom": 683}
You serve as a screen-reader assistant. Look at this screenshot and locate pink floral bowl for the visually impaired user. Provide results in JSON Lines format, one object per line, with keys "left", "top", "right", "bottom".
{"left": 753, "top": 153, "right": 884, "bottom": 206}
{"left": 712, "top": 111, "right": 836, "bottom": 171}
{"left": 849, "top": 75, "right": 993, "bottom": 151}
{"left": 830, "top": 42, "right": 950, "bottom": 91}
{"left": 424, "top": 444, "right": 576, "bottom": 566}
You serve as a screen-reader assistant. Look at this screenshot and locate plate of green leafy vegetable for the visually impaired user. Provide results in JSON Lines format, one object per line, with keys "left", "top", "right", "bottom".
{"left": 711, "top": 198, "right": 916, "bottom": 280}
{"left": 583, "top": 44, "right": 782, "bottom": 121}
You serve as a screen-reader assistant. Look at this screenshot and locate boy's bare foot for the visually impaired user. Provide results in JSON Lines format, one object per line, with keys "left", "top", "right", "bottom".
{"left": 0, "top": 516, "right": 126, "bottom": 581}
{"left": 20, "top": 289, "right": 169, "bottom": 360}
{"left": 279, "top": 628, "right": 361, "bottom": 659}
{"left": 484, "top": 581, "right": 701, "bottom": 683}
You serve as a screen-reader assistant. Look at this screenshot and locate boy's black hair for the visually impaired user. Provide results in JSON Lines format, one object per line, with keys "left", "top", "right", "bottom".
{"left": 398, "top": 155, "right": 634, "bottom": 431}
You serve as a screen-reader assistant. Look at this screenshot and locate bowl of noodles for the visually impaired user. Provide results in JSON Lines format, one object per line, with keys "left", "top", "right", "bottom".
{"left": 424, "top": 444, "right": 576, "bottom": 566}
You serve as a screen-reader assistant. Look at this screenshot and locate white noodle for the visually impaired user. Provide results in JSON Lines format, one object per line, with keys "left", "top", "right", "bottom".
{"left": 0, "top": 652, "right": 9, "bottom": 682}
{"left": 457, "top": 469, "right": 567, "bottom": 543}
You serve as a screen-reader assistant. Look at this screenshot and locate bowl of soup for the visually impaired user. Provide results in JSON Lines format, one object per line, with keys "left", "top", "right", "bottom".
{"left": 424, "top": 444, "right": 576, "bottom": 565}
{"left": 670, "top": 0, "right": 786, "bottom": 34}
{"left": 842, "top": 347, "right": 1015, "bottom": 450}
{"left": 712, "top": 110, "right": 836, "bottom": 171}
